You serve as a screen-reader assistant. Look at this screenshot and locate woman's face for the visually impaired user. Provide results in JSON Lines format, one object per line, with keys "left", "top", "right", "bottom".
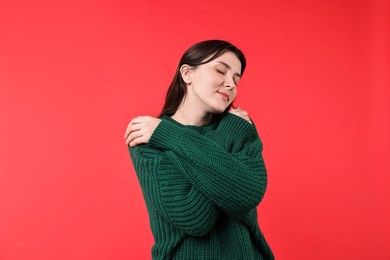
{"left": 185, "top": 51, "right": 242, "bottom": 114}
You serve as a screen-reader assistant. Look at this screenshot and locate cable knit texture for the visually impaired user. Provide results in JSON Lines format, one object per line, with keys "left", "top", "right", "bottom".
{"left": 128, "top": 113, "right": 274, "bottom": 260}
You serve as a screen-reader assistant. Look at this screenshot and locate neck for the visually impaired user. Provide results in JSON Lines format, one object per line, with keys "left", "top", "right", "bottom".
{"left": 171, "top": 104, "right": 212, "bottom": 126}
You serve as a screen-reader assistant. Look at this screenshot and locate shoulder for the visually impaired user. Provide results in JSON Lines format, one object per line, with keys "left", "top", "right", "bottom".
{"left": 128, "top": 143, "right": 166, "bottom": 163}
{"left": 215, "top": 113, "right": 259, "bottom": 139}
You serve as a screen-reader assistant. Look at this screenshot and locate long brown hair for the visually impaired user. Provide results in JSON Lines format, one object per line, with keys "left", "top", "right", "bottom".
{"left": 159, "top": 40, "right": 246, "bottom": 117}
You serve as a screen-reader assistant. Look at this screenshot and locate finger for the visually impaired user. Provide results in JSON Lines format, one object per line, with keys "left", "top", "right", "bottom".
{"left": 125, "top": 129, "right": 143, "bottom": 145}
{"left": 124, "top": 125, "right": 131, "bottom": 139}
{"left": 124, "top": 118, "right": 145, "bottom": 139}
{"left": 229, "top": 107, "right": 239, "bottom": 113}
{"left": 228, "top": 111, "right": 252, "bottom": 124}
{"left": 243, "top": 116, "right": 252, "bottom": 124}
{"left": 129, "top": 135, "right": 146, "bottom": 147}
{"left": 230, "top": 109, "right": 246, "bottom": 117}
{"left": 124, "top": 124, "right": 135, "bottom": 139}
{"left": 235, "top": 109, "right": 248, "bottom": 116}
{"left": 131, "top": 116, "right": 147, "bottom": 124}
{"left": 124, "top": 118, "right": 137, "bottom": 138}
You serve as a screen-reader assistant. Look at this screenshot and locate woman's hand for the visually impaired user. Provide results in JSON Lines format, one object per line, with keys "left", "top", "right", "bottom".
{"left": 124, "top": 116, "right": 162, "bottom": 147}
{"left": 229, "top": 106, "right": 252, "bottom": 125}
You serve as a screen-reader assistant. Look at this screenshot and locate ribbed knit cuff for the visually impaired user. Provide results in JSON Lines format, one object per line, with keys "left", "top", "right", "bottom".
{"left": 147, "top": 119, "right": 185, "bottom": 150}
{"left": 216, "top": 113, "right": 254, "bottom": 139}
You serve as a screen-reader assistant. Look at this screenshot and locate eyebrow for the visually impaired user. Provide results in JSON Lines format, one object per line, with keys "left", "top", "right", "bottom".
{"left": 217, "top": 61, "right": 241, "bottom": 78}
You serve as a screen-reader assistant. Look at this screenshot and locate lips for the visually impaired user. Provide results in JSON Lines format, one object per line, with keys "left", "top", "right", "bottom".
{"left": 217, "top": 91, "right": 229, "bottom": 101}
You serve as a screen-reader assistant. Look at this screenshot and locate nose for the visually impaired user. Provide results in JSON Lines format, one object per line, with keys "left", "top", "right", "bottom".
{"left": 224, "top": 77, "right": 235, "bottom": 89}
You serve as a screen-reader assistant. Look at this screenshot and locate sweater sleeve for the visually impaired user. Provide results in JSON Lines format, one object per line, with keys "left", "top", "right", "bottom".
{"left": 129, "top": 145, "right": 222, "bottom": 237}
{"left": 147, "top": 114, "right": 268, "bottom": 215}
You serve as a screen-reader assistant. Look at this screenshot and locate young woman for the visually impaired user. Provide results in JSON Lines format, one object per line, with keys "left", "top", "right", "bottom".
{"left": 124, "top": 40, "right": 274, "bottom": 260}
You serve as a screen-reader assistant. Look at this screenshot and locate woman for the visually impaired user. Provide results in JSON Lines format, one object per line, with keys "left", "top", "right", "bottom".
{"left": 124, "top": 40, "right": 274, "bottom": 260}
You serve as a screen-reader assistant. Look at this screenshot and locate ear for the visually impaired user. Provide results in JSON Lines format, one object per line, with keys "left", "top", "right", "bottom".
{"left": 180, "top": 64, "right": 194, "bottom": 84}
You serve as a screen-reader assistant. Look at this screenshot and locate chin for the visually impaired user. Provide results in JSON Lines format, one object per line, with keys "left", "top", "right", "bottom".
{"left": 210, "top": 106, "right": 228, "bottom": 114}
{"left": 208, "top": 100, "right": 230, "bottom": 114}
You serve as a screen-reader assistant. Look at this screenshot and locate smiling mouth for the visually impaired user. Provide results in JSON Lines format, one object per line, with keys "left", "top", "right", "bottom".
{"left": 217, "top": 92, "right": 229, "bottom": 101}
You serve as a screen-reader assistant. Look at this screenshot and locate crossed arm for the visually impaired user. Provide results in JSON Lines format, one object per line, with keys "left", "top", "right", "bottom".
{"left": 126, "top": 108, "right": 266, "bottom": 235}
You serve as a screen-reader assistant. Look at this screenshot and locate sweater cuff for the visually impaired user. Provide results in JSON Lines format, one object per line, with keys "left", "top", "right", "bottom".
{"left": 216, "top": 113, "right": 254, "bottom": 139}
{"left": 147, "top": 119, "right": 185, "bottom": 150}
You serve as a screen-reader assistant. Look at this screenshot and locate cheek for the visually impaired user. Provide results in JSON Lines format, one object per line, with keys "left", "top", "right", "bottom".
{"left": 232, "top": 89, "right": 238, "bottom": 98}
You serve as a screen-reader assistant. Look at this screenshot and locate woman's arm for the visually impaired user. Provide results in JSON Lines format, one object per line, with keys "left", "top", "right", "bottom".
{"left": 146, "top": 114, "right": 268, "bottom": 215}
{"left": 129, "top": 145, "right": 222, "bottom": 237}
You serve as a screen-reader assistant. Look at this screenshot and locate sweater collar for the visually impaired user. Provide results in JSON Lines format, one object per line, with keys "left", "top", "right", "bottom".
{"left": 161, "top": 114, "right": 220, "bottom": 134}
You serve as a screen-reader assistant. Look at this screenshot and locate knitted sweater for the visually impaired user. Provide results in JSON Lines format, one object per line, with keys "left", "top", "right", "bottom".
{"left": 128, "top": 113, "right": 274, "bottom": 260}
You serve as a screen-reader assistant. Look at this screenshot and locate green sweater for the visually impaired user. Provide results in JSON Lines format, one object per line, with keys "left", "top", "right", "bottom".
{"left": 128, "top": 113, "right": 274, "bottom": 260}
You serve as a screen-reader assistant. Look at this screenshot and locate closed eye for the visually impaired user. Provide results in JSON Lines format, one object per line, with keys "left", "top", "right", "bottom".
{"left": 234, "top": 77, "right": 240, "bottom": 86}
{"left": 216, "top": 69, "right": 225, "bottom": 75}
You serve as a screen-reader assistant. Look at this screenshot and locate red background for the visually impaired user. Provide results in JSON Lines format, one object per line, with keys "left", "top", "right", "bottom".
{"left": 1, "top": 0, "right": 389, "bottom": 259}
